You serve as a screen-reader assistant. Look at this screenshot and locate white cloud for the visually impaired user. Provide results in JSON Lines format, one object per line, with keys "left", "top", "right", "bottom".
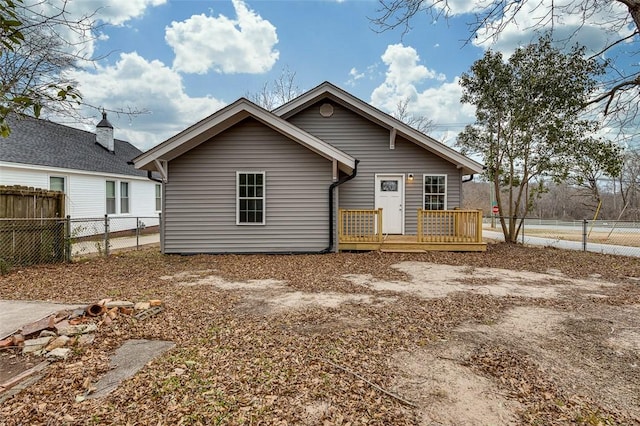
{"left": 88, "top": 0, "right": 167, "bottom": 26}
{"left": 462, "top": 0, "right": 633, "bottom": 56}
{"left": 345, "top": 67, "right": 365, "bottom": 86}
{"left": 349, "top": 68, "right": 365, "bottom": 80}
{"left": 66, "top": 52, "right": 226, "bottom": 150}
{"left": 21, "top": 0, "right": 166, "bottom": 60}
{"left": 371, "top": 44, "right": 474, "bottom": 142}
{"left": 412, "top": 77, "right": 476, "bottom": 132}
{"left": 437, "top": 0, "right": 485, "bottom": 15}
{"left": 371, "top": 44, "right": 446, "bottom": 111}
{"left": 420, "top": 0, "right": 632, "bottom": 58}
{"left": 165, "top": 0, "right": 279, "bottom": 74}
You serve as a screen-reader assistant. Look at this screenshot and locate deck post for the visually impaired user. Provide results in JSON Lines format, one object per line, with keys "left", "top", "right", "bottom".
{"left": 454, "top": 210, "right": 460, "bottom": 241}
{"left": 417, "top": 209, "right": 423, "bottom": 243}
{"left": 476, "top": 209, "right": 483, "bottom": 242}
{"left": 377, "top": 208, "right": 383, "bottom": 242}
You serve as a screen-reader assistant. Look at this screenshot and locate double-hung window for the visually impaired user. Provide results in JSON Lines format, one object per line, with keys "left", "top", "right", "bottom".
{"left": 155, "top": 184, "right": 162, "bottom": 211}
{"left": 106, "top": 180, "right": 131, "bottom": 215}
{"left": 106, "top": 181, "right": 116, "bottom": 214}
{"left": 237, "top": 172, "right": 265, "bottom": 225}
{"left": 423, "top": 175, "right": 447, "bottom": 210}
{"left": 120, "top": 182, "right": 130, "bottom": 214}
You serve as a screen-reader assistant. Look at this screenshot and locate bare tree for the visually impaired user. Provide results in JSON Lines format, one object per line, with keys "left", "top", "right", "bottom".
{"left": 461, "top": 180, "right": 490, "bottom": 211}
{"left": 372, "top": 0, "right": 640, "bottom": 130}
{"left": 390, "top": 97, "right": 434, "bottom": 133}
{"left": 246, "top": 66, "right": 302, "bottom": 110}
{"left": 0, "top": 0, "right": 103, "bottom": 135}
{"left": 619, "top": 148, "right": 640, "bottom": 217}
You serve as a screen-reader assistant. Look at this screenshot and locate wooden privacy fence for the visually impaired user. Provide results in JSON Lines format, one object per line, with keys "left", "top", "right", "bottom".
{"left": 0, "top": 185, "right": 65, "bottom": 218}
{"left": 417, "top": 209, "right": 483, "bottom": 243}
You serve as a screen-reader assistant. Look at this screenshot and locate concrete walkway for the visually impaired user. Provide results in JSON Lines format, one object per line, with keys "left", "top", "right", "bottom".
{"left": 72, "top": 233, "right": 160, "bottom": 257}
{"left": 0, "top": 300, "right": 82, "bottom": 340}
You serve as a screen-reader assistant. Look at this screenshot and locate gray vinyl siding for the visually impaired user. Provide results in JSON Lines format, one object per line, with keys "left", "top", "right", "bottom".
{"left": 163, "top": 118, "right": 333, "bottom": 253}
{"left": 288, "top": 101, "right": 462, "bottom": 234}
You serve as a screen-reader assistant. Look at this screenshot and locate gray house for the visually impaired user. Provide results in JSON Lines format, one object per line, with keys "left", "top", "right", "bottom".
{"left": 133, "top": 82, "right": 485, "bottom": 254}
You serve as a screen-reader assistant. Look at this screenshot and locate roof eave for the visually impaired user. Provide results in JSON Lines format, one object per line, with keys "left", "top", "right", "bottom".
{"left": 274, "top": 82, "right": 484, "bottom": 174}
{"left": 133, "top": 98, "right": 356, "bottom": 172}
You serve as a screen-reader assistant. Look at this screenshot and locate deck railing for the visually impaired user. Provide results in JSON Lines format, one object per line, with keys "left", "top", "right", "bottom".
{"left": 417, "top": 209, "right": 483, "bottom": 243}
{"left": 338, "top": 208, "right": 382, "bottom": 243}
{"left": 338, "top": 208, "right": 483, "bottom": 244}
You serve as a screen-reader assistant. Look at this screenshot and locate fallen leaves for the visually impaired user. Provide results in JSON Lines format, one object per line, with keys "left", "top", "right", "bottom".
{"left": 0, "top": 244, "right": 638, "bottom": 424}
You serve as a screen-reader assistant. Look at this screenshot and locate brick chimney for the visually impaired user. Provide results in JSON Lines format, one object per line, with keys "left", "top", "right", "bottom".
{"left": 96, "top": 111, "right": 114, "bottom": 152}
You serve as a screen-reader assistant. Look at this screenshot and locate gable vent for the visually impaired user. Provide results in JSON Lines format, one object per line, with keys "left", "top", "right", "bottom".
{"left": 319, "top": 103, "right": 334, "bottom": 117}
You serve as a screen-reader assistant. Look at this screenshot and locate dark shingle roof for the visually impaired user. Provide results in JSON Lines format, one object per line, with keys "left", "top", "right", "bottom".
{"left": 0, "top": 115, "right": 148, "bottom": 178}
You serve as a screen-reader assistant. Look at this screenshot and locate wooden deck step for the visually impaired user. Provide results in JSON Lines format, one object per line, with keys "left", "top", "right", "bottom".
{"left": 380, "top": 248, "right": 427, "bottom": 253}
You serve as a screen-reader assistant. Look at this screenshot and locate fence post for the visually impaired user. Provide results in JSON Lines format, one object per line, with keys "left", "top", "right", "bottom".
{"left": 582, "top": 219, "right": 588, "bottom": 252}
{"left": 136, "top": 217, "right": 140, "bottom": 250}
{"left": 65, "top": 215, "right": 71, "bottom": 262}
{"left": 104, "top": 215, "right": 110, "bottom": 257}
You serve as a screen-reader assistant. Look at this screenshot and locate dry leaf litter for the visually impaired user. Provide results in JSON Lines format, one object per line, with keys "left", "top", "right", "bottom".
{"left": 0, "top": 243, "right": 638, "bottom": 425}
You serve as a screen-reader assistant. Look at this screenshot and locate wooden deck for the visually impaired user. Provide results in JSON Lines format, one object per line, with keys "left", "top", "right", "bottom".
{"left": 338, "top": 209, "right": 487, "bottom": 252}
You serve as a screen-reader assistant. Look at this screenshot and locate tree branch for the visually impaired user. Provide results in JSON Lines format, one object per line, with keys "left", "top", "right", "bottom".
{"left": 314, "top": 357, "right": 418, "bottom": 408}
{"left": 588, "top": 75, "right": 640, "bottom": 115}
{"left": 588, "top": 30, "right": 639, "bottom": 59}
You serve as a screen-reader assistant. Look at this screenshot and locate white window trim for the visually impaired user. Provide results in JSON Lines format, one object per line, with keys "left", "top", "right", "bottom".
{"left": 422, "top": 174, "right": 447, "bottom": 211}
{"left": 106, "top": 180, "right": 116, "bottom": 215}
{"left": 155, "top": 184, "right": 162, "bottom": 212}
{"left": 120, "top": 181, "right": 130, "bottom": 214}
{"left": 236, "top": 171, "right": 266, "bottom": 225}
{"left": 48, "top": 175, "right": 66, "bottom": 193}
{"left": 48, "top": 175, "right": 68, "bottom": 216}
{"left": 106, "top": 179, "right": 132, "bottom": 216}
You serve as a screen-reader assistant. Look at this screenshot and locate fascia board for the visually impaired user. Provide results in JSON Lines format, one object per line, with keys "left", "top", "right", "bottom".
{"left": 275, "top": 82, "right": 484, "bottom": 174}
{"left": 133, "top": 101, "right": 250, "bottom": 170}
{"left": 134, "top": 99, "right": 355, "bottom": 172}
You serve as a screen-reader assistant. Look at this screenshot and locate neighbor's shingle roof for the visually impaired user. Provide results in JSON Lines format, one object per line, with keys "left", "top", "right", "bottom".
{"left": 0, "top": 115, "right": 148, "bottom": 178}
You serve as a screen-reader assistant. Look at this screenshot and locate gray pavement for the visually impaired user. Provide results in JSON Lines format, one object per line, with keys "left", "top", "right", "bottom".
{"left": 0, "top": 300, "right": 82, "bottom": 340}
{"left": 483, "top": 230, "right": 640, "bottom": 257}
{"left": 72, "top": 233, "right": 160, "bottom": 257}
{"left": 87, "top": 339, "right": 175, "bottom": 399}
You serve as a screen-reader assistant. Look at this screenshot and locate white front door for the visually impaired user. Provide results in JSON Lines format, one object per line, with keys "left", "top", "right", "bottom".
{"left": 375, "top": 174, "right": 404, "bottom": 234}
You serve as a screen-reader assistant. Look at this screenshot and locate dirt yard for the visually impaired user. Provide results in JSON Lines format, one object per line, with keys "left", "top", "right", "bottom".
{"left": 1, "top": 243, "right": 639, "bottom": 425}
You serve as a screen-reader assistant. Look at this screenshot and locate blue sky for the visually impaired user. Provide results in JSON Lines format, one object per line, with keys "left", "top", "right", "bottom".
{"left": 46, "top": 0, "right": 634, "bottom": 151}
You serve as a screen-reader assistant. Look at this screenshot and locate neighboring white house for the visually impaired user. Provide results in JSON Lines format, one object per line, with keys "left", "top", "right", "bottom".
{"left": 0, "top": 113, "right": 160, "bottom": 232}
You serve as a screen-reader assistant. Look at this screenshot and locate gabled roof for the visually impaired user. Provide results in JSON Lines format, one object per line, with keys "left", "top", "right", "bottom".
{"left": 133, "top": 98, "right": 357, "bottom": 173}
{"left": 0, "top": 114, "right": 148, "bottom": 178}
{"left": 274, "top": 81, "right": 484, "bottom": 175}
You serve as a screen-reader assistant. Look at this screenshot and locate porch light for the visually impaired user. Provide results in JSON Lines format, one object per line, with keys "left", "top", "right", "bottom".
{"left": 408, "top": 173, "right": 414, "bottom": 181}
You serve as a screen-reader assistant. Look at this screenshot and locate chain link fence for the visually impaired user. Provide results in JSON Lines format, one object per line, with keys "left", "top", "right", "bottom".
{"left": 0, "top": 218, "right": 66, "bottom": 272}
{"left": 0, "top": 215, "right": 160, "bottom": 271}
{"left": 484, "top": 217, "right": 640, "bottom": 257}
